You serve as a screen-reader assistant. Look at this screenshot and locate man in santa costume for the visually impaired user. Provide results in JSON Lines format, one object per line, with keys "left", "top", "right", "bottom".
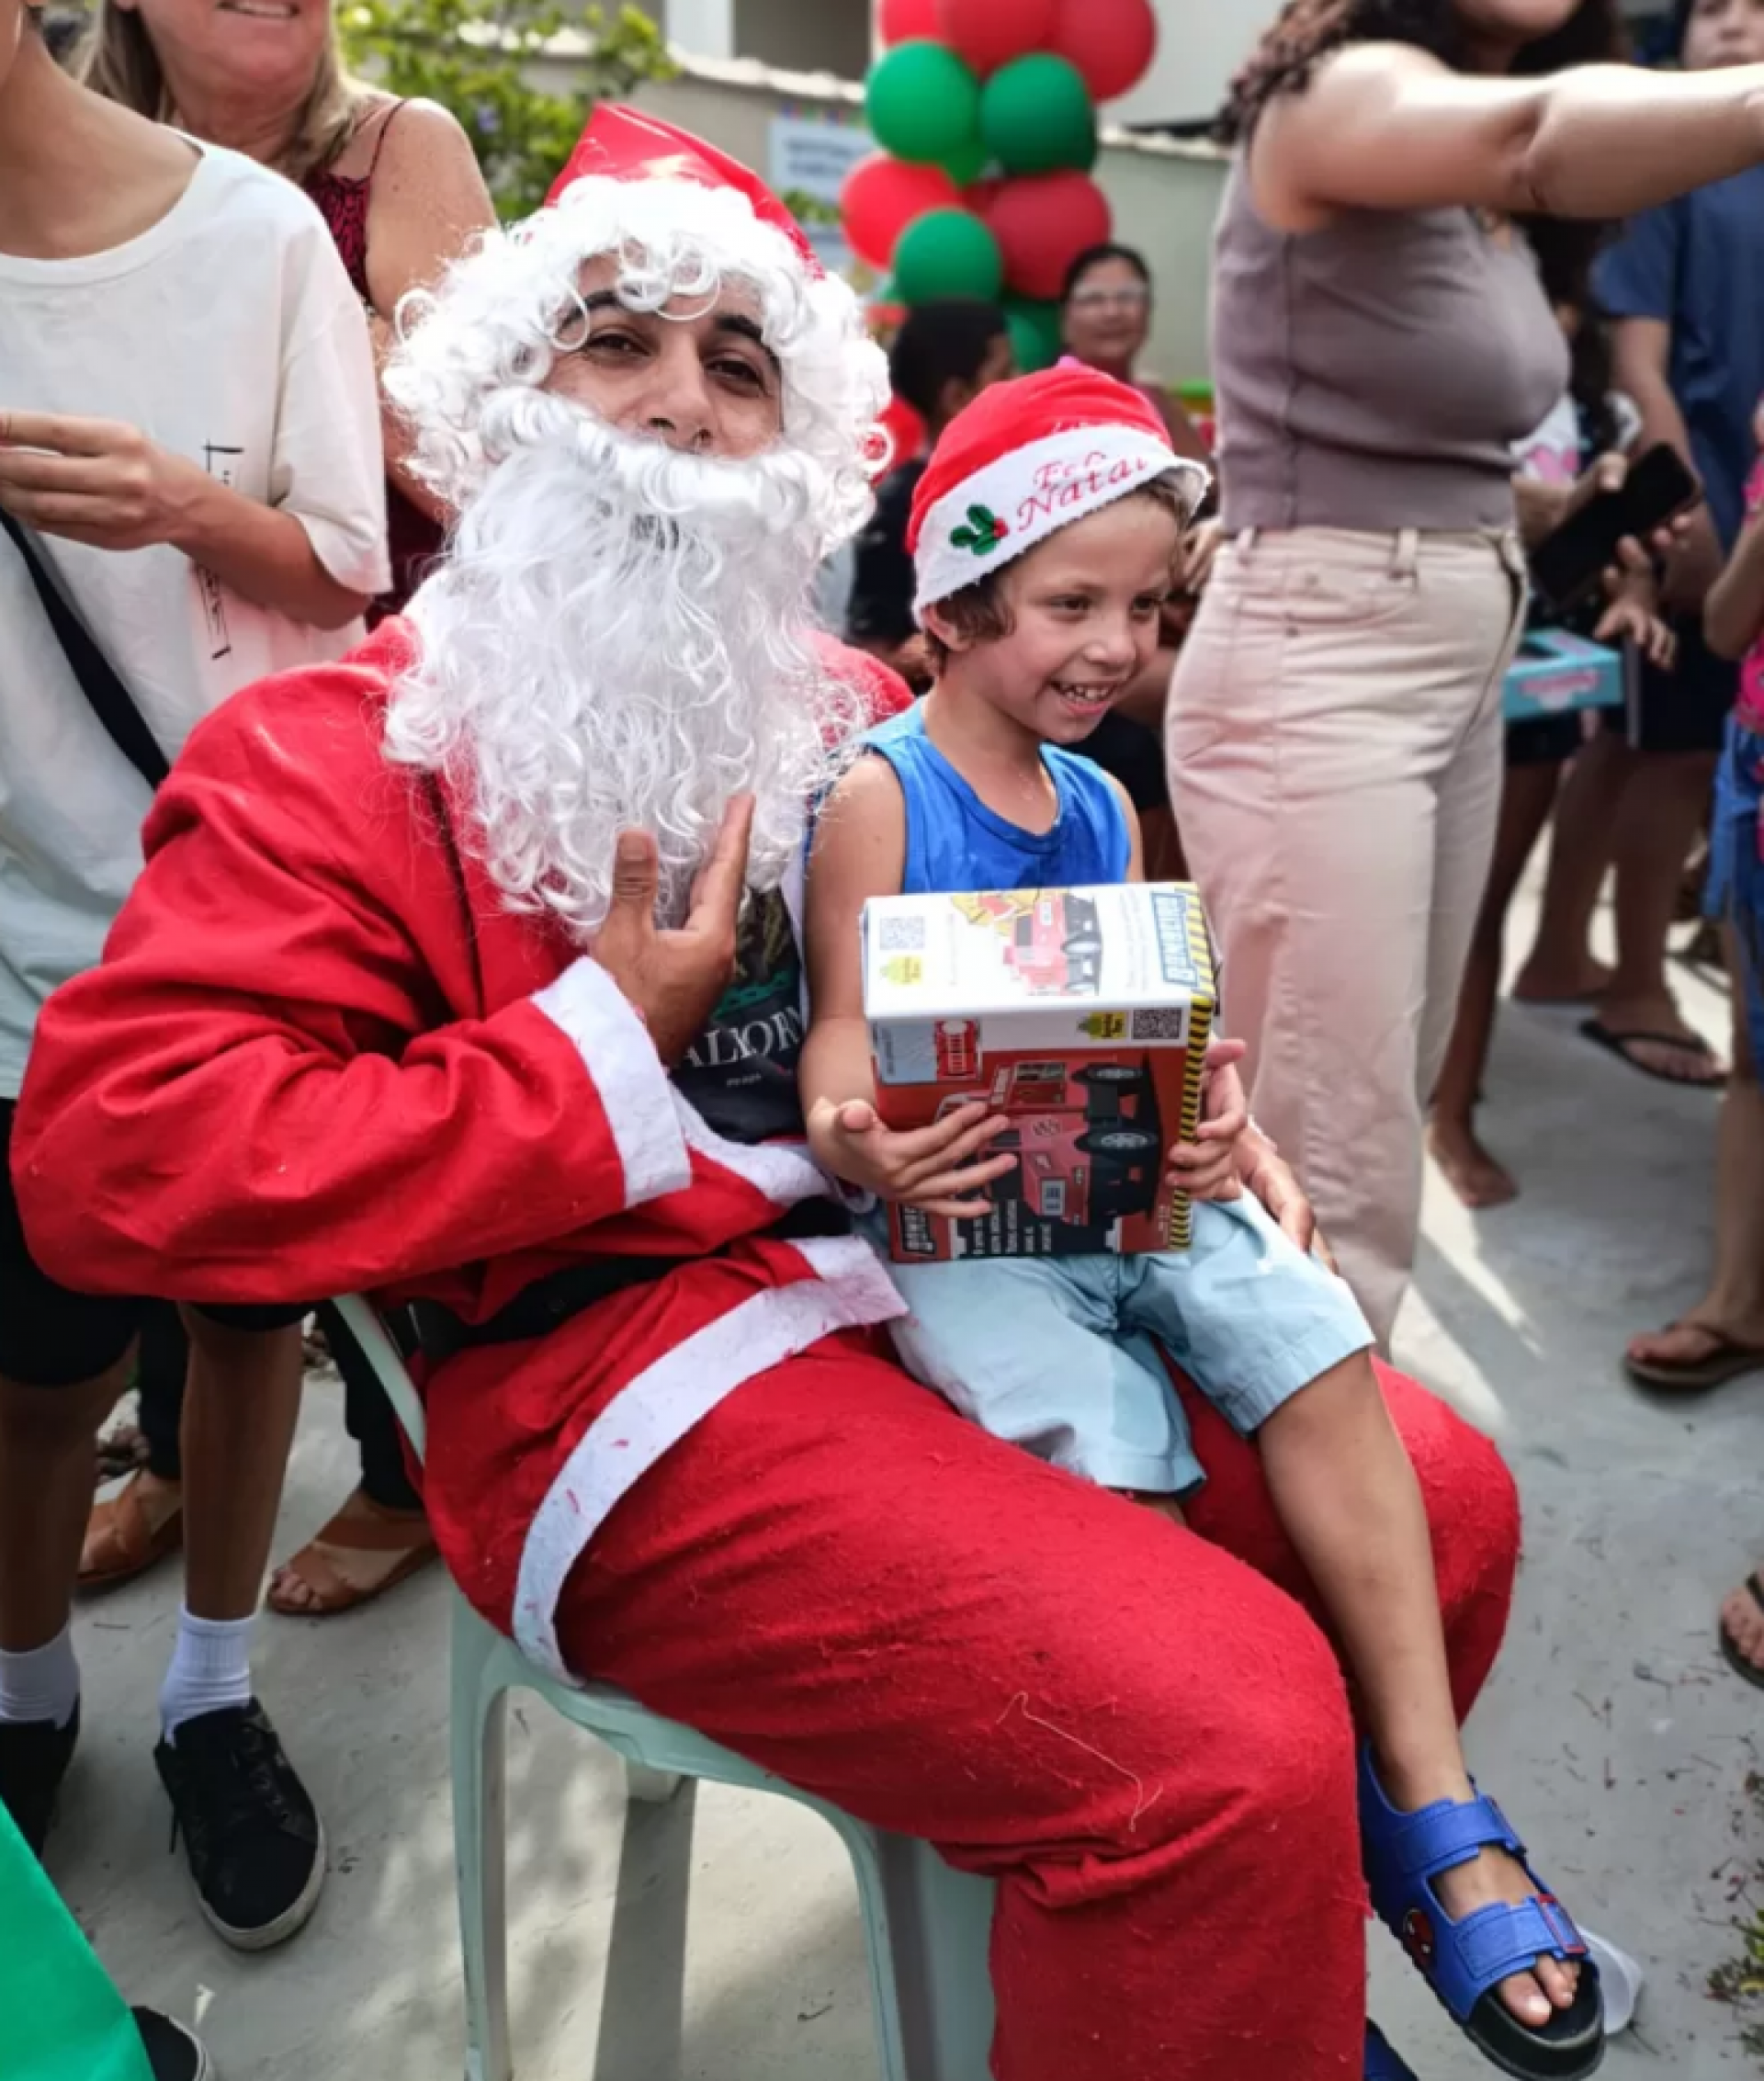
{"left": 7, "top": 108, "right": 1520, "bottom": 2080}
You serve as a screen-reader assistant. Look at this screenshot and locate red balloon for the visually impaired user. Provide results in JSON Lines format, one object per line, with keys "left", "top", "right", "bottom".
{"left": 842, "top": 155, "right": 960, "bottom": 270}
{"left": 963, "top": 176, "right": 1003, "bottom": 220}
{"left": 877, "top": 0, "right": 940, "bottom": 46}
{"left": 1045, "top": 0, "right": 1158, "bottom": 102}
{"left": 935, "top": 0, "right": 1057, "bottom": 76}
{"left": 984, "top": 171, "right": 1113, "bottom": 302}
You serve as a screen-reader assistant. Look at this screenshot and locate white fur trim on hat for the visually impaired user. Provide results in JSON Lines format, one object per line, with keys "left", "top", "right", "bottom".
{"left": 912, "top": 426, "right": 1207, "bottom": 619}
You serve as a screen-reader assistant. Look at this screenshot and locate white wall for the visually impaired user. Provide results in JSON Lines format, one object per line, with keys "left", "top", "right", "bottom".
{"left": 1111, "top": 0, "right": 1280, "bottom": 129}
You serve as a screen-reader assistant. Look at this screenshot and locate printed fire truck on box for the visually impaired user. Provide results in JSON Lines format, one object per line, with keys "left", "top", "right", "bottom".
{"left": 862, "top": 883, "right": 1218, "bottom": 1262}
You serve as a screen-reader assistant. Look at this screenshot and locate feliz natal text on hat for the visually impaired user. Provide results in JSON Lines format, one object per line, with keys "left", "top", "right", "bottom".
{"left": 907, "top": 368, "right": 1210, "bottom": 620}
{"left": 544, "top": 103, "right": 823, "bottom": 277}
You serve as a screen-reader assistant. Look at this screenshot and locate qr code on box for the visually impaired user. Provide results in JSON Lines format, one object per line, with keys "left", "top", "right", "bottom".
{"left": 879, "top": 915, "right": 926, "bottom": 954}
{"left": 1132, "top": 1007, "right": 1191, "bottom": 1042}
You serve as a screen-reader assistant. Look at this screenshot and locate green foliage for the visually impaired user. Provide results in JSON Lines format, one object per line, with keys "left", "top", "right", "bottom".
{"left": 339, "top": 0, "right": 677, "bottom": 219}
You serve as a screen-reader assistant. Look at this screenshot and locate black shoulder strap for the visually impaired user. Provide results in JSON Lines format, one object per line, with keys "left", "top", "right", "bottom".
{"left": 1, "top": 506, "right": 171, "bottom": 790}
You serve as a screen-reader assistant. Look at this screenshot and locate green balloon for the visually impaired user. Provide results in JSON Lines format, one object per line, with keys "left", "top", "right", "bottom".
{"left": 980, "top": 53, "right": 1097, "bottom": 175}
{"left": 866, "top": 41, "right": 983, "bottom": 167}
{"left": 892, "top": 209, "right": 1004, "bottom": 307}
{"left": 1004, "top": 299, "right": 1062, "bottom": 373}
{"left": 940, "top": 134, "right": 991, "bottom": 187}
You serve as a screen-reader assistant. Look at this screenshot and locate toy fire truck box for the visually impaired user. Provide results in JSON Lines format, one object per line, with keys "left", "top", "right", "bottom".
{"left": 862, "top": 883, "right": 1217, "bottom": 1263}
{"left": 1502, "top": 628, "right": 1624, "bottom": 724}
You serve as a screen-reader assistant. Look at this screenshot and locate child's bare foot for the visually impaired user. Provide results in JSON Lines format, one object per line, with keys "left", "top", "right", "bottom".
{"left": 1379, "top": 1758, "right": 1579, "bottom": 2030}
{"left": 1511, "top": 951, "right": 1611, "bottom": 1004}
{"left": 1426, "top": 1115, "right": 1519, "bottom": 1210}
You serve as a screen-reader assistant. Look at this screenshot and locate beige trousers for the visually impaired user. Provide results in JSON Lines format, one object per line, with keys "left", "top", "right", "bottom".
{"left": 1168, "top": 526, "right": 1527, "bottom": 1347}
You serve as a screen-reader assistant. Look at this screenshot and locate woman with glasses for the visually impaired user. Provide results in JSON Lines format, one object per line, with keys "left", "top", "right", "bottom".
{"left": 1058, "top": 243, "right": 1210, "bottom": 460}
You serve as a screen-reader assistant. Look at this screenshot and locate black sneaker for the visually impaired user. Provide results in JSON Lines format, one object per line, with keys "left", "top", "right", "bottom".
{"left": 0, "top": 1701, "right": 79, "bottom": 1857}
{"left": 132, "top": 2008, "right": 213, "bottom": 2081}
{"left": 153, "top": 1700, "right": 324, "bottom": 1951}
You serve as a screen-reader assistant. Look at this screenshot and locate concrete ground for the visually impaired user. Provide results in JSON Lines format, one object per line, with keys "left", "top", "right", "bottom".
{"left": 44, "top": 900, "right": 1764, "bottom": 2081}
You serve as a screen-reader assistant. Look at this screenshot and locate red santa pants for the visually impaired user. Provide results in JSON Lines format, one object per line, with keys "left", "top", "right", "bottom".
{"left": 555, "top": 1340, "right": 1519, "bottom": 2081}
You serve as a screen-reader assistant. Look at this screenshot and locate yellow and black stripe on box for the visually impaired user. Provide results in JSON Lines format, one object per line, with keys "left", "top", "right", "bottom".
{"left": 1164, "top": 884, "right": 1220, "bottom": 1252}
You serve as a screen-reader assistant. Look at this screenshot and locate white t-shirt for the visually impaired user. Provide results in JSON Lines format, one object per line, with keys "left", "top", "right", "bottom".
{"left": 0, "top": 141, "right": 390, "bottom": 1097}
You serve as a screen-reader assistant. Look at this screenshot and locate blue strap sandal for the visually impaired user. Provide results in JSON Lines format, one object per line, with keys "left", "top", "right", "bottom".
{"left": 1360, "top": 1746, "right": 1604, "bottom": 2079}
{"left": 1366, "top": 2020, "right": 1418, "bottom": 2079}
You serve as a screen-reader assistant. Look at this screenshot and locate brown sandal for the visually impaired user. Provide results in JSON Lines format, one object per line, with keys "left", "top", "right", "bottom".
{"left": 267, "top": 1489, "right": 437, "bottom": 1618}
{"left": 80, "top": 1471, "right": 185, "bottom": 1589}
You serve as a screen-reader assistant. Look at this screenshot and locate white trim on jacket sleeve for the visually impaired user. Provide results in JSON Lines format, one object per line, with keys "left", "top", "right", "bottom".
{"left": 669, "top": 1091, "right": 834, "bottom": 1208}
{"left": 511, "top": 1235, "right": 907, "bottom": 1680}
{"left": 532, "top": 957, "right": 693, "bottom": 1209}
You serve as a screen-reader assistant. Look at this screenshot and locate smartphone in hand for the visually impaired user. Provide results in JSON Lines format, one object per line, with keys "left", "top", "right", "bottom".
{"left": 1529, "top": 445, "right": 1702, "bottom": 616}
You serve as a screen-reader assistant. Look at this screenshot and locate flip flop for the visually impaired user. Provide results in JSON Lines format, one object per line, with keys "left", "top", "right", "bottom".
{"left": 1717, "top": 1575, "right": 1764, "bottom": 1693}
{"left": 1624, "top": 1324, "right": 1764, "bottom": 1394}
{"left": 1360, "top": 1746, "right": 1604, "bottom": 2080}
{"left": 79, "top": 1471, "right": 184, "bottom": 1589}
{"left": 1366, "top": 2020, "right": 1418, "bottom": 2079}
{"left": 1578, "top": 1019, "right": 1726, "bottom": 1089}
{"left": 267, "top": 1491, "right": 437, "bottom": 1618}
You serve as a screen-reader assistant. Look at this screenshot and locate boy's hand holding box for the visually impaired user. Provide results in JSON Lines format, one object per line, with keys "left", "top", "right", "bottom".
{"left": 861, "top": 883, "right": 1218, "bottom": 1263}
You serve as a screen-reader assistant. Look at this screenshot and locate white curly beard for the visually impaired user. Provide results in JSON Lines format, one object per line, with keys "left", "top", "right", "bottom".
{"left": 384, "top": 395, "right": 864, "bottom": 942}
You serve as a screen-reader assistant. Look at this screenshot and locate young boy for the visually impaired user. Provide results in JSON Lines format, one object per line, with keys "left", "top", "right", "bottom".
{"left": 803, "top": 368, "right": 1602, "bottom": 2081}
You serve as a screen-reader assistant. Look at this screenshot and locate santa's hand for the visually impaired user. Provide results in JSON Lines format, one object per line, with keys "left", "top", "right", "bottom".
{"left": 808, "top": 1097, "right": 1017, "bottom": 1218}
{"left": 591, "top": 796, "right": 754, "bottom": 1065}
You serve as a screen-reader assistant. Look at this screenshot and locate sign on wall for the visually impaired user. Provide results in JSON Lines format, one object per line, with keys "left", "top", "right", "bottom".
{"left": 768, "top": 111, "right": 873, "bottom": 276}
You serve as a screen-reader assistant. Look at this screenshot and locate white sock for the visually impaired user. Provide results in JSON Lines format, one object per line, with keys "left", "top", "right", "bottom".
{"left": 159, "top": 1608, "right": 254, "bottom": 1742}
{"left": 0, "top": 1625, "right": 80, "bottom": 1729}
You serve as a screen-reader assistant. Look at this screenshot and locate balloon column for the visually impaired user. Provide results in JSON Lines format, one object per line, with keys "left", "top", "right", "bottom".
{"left": 845, "top": 0, "right": 1158, "bottom": 373}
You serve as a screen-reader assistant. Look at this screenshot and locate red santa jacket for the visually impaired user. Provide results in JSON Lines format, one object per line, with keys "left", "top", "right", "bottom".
{"left": 11, "top": 618, "right": 912, "bottom": 1678}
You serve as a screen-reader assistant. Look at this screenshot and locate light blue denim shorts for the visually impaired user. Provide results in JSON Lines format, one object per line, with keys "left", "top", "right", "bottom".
{"left": 864, "top": 1193, "right": 1374, "bottom": 1496}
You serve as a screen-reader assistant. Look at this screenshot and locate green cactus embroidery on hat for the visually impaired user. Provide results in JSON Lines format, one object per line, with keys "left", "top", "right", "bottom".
{"left": 950, "top": 504, "right": 1009, "bottom": 556}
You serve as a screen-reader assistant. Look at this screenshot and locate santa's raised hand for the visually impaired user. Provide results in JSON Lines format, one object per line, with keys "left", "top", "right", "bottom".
{"left": 591, "top": 795, "right": 753, "bottom": 1064}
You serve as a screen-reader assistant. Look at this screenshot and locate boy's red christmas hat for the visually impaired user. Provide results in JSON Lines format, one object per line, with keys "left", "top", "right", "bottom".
{"left": 908, "top": 367, "right": 1209, "bottom": 618}
{"left": 544, "top": 104, "right": 822, "bottom": 277}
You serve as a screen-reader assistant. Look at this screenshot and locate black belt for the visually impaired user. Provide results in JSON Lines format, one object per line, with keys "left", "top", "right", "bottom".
{"left": 410, "top": 1199, "right": 849, "bottom": 1363}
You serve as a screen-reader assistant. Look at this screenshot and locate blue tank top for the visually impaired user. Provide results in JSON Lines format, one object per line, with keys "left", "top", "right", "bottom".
{"left": 864, "top": 705, "right": 1132, "bottom": 897}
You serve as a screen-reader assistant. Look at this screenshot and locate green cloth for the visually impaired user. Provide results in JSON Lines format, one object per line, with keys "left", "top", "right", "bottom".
{"left": 0, "top": 1802, "right": 153, "bottom": 2081}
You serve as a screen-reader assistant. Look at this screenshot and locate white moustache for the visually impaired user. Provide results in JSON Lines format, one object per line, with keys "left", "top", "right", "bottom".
{"left": 472, "top": 390, "right": 833, "bottom": 550}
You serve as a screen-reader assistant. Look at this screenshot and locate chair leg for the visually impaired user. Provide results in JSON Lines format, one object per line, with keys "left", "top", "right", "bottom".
{"left": 623, "top": 1759, "right": 684, "bottom": 1804}
{"left": 849, "top": 1827, "right": 997, "bottom": 2081}
{"left": 451, "top": 1600, "right": 514, "bottom": 2081}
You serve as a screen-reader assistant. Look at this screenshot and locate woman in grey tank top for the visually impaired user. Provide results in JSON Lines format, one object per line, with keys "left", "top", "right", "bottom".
{"left": 1170, "top": 0, "right": 1764, "bottom": 1355}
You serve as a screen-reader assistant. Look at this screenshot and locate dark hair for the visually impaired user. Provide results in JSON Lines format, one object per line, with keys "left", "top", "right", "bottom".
{"left": 1060, "top": 243, "right": 1153, "bottom": 307}
{"left": 888, "top": 300, "right": 1008, "bottom": 424}
{"left": 1525, "top": 224, "right": 1621, "bottom": 450}
{"left": 1220, "top": 0, "right": 1625, "bottom": 142}
{"left": 922, "top": 473, "right": 1193, "bottom": 670}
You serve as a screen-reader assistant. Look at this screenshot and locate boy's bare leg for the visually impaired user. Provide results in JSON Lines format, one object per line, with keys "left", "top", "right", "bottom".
{"left": 178, "top": 1314, "right": 304, "bottom": 1623}
{"left": 0, "top": 1363, "right": 127, "bottom": 1652}
{"left": 1258, "top": 1354, "right": 1577, "bottom": 2028}
{"left": 1514, "top": 730, "right": 1626, "bottom": 1002}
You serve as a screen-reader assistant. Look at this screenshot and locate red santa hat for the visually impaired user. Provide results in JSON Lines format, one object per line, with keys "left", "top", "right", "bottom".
{"left": 544, "top": 104, "right": 822, "bottom": 278}
{"left": 908, "top": 367, "right": 1209, "bottom": 618}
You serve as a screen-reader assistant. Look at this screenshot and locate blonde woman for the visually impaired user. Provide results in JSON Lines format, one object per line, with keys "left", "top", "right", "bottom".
{"left": 75, "top": 0, "right": 494, "bottom": 1616}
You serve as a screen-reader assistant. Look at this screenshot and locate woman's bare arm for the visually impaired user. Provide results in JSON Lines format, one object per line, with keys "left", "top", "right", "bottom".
{"left": 1256, "top": 43, "right": 1764, "bottom": 230}
{"left": 365, "top": 100, "right": 497, "bottom": 523}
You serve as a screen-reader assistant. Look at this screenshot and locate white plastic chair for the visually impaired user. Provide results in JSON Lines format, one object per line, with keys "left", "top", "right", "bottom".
{"left": 334, "top": 1295, "right": 998, "bottom": 2081}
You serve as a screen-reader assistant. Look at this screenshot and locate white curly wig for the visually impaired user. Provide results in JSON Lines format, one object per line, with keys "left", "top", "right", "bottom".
{"left": 385, "top": 171, "right": 890, "bottom": 553}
